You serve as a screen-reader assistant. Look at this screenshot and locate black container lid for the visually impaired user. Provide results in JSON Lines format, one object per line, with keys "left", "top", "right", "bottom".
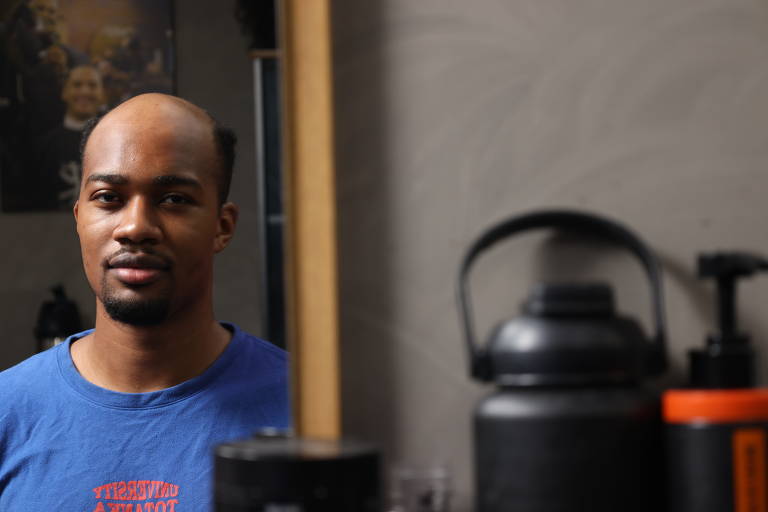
{"left": 523, "top": 282, "right": 615, "bottom": 317}
{"left": 214, "top": 434, "right": 380, "bottom": 511}
{"left": 486, "top": 282, "right": 652, "bottom": 386}
{"left": 689, "top": 334, "right": 754, "bottom": 389}
{"left": 216, "top": 436, "right": 375, "bottom": 462}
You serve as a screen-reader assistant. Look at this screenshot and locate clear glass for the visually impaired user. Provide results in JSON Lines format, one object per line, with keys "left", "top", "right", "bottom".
{"left": 389, "top": 465, "right": 451, "bottom": 512}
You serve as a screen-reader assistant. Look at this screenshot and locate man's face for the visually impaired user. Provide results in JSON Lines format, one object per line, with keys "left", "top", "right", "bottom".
{"left": 74, "top": 101, "right": 236, "bottom": 326}
{"left": 62, "top": 66, "right": 104, "bottom": 121}
{"left": 30, "top": 0, "right": 57, "bottom": 32}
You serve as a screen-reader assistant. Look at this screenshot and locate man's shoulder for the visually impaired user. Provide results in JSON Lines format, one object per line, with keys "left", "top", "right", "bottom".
{"left": 0, "top": 345, "right": 61, "bottom": 388}
{"left": 228, "top": 324, "right": 287, "bottom": 364}
{"left": 209, "top": 325, "right": 290, "bottom": 426}
{"left": 221, "top": 325, "right": 289, "bottom": 397}
{"left": 0, "top": 345, "right": 63, "bottom": 422}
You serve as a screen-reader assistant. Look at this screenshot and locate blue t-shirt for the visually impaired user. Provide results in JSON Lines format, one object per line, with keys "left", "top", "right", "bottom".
{"left": 0, "top": 324, "right": 290, "bottom": 511}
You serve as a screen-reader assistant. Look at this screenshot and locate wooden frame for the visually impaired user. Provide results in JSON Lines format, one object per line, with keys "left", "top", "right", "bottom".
{"left": 280, "top": 0, "right": 340, "bottom": 440}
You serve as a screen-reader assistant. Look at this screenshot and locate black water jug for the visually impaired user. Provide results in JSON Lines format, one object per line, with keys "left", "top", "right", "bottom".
{"left": 457, "top": 210, "right": 668, "bottom": 512}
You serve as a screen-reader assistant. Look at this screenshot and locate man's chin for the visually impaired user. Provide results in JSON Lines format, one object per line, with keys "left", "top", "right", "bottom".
{"left": 101, "top": 296, "right": 170, "bottom": 327}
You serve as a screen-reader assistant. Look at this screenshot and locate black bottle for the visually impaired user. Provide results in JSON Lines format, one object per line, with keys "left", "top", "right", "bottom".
{"left": 664, "top": 251, "right": 768, "bottom": 512}
{"left": 458, "top": 210, "right": 667, "bottom": 512}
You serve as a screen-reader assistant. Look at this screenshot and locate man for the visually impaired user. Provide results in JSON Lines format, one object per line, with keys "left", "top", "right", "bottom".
{"left": 0, "top": 93, "right": 290, "bottom": 510}
{"left": 34, "top": 65, "right": 105, "bottom": 210}
{"left": 62, "top": 65, "right": 104, "bottom": 125}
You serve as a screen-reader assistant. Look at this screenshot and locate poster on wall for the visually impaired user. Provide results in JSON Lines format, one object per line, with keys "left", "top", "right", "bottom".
{"left": 0, "top": 0, "right": 175, "bottom": 212}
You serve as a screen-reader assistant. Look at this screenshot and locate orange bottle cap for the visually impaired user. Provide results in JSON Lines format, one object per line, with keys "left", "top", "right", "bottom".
{"left": 664, "top": 389, "right": 768, "bottom": 424}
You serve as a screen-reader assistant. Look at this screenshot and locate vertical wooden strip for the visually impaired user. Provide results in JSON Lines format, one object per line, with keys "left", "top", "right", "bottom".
{"left": 733, "top": 428, "right": 768, "bottom": 512}
{"left": 279, "top": 0, "right": 341, "bottom": 439}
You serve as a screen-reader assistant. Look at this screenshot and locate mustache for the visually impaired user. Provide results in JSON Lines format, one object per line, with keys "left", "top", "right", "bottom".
{"left": 105, "top": 249, "right": 172, "bottom": 270}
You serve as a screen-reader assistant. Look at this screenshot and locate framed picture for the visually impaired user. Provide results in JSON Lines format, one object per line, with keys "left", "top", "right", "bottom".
{"left": 0, "top": 0, "right": 175, "bottom": 212}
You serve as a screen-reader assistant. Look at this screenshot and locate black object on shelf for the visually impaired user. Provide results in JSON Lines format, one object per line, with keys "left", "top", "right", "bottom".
{"left": 235, "top": 0, "right": 277, "bottom": 51}
{"left": 458, "top": 209, "right": 667, "bottom": 512}
{"left": 664, "top": 250, "right": 768, "bottom": 512}
{"left": 215, "top": 431, "right": 381, "bottom": 511}
{"left": 689, "top": 251, "right": 768, "bottom": 388}
{"left": 34, "top": 284, "right": 82, "bottom": 352}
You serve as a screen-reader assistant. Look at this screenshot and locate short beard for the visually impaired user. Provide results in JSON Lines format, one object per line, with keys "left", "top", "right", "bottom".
{"left": 100, "top": 280, "right": 170, "bottom": 326}
{"left": 102, "top": 296, "right": 170, "bottom": 326}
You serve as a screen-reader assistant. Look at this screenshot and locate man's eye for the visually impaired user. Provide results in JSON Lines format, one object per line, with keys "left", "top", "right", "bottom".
{"left": 161, "top": 194, "right": 191, "bottom": 205}
{"left": 93, "top": 192, "right": 120, "bottom": 204}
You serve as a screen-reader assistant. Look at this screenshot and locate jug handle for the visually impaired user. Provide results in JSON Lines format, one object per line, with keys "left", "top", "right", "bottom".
{"left": 457, "top": 209, "right": 667, "bottom": 381}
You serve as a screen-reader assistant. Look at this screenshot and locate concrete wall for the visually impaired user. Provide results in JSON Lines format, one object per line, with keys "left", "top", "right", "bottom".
{"left": 175, "top": 0, "right": 264, "bottom": 341}
{"left": 0, "top": 0, "right": 262, "bottom": 369}
{"left": 332, "top": 0, "right": 768, "bottom": 509}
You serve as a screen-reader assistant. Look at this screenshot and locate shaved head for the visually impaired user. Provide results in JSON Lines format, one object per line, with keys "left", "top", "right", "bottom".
{"left": 81, "top": 94, "right": 236, "bottom": 204}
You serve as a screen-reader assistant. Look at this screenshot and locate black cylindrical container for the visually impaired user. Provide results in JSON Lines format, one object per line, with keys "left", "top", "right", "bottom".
{"left": 476, "top": 386, "right": 663, "bottom": 512}
{"left": 214, "top": 436, "right": 381, "bottom": 512}
{"left": 665, "top": 390, "right": 768, "bottom": 512}
{"left": 457, "top": 210, "right": 669, "bottom": 512}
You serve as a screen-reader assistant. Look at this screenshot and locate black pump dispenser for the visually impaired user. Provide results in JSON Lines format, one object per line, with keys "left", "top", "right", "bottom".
{"left": 664, "top": 252, "right": 768, "bottom": 512}
{"left": 689, "top": 251, "right": 768, "bottom": 388}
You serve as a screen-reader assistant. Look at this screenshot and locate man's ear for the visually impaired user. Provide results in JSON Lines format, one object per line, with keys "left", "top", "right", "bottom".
{"left": 73, "top": 200, "right": 82, "bottom": 238}
{"left": 214, "top": 202, "right": 239, "bottom": 253}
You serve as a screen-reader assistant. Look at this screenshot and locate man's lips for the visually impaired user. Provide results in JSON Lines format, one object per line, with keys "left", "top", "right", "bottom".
{"left": 107, "top": 253, "right": 171, "bottom": 286}
{"left": 111, "top": 267, "right": 165, "bottom": 285}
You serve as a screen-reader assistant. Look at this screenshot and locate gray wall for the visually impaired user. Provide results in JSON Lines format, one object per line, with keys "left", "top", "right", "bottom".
{"left": 0, "top": 0, "right": 262, "bottom": 369}
{"left": 175, "top": 0, "right": 263, "bottom": 340}
{"left": 332, "top": 0, "right": 768, "bottom": 509}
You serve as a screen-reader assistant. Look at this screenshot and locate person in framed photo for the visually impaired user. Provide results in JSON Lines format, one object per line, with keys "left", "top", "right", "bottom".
{"left": 32, "top": 64, "right": 105, "bottom": 210}
{"left": 1, "top": 0, "right": 175, "bottom": 212}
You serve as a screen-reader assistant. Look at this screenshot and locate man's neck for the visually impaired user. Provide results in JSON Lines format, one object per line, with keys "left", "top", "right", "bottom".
{"left": 63, "top": 113, "right": 90, "bottom": 131}
{"left": 70, "top": 305, "right": 232, "bottom": 393}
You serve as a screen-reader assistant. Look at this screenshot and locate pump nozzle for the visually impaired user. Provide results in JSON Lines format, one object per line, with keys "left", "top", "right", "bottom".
{"left": 699, "top": 252, "right": 768, "bottom": 341}
{"left": 690, "top": 251, "right": 768, "bottom": 388}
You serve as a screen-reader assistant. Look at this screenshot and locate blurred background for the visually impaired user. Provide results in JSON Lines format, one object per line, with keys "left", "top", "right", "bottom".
{"left": 332, "top": 1, "right": 768, "bottom": 509}
{"left": 4, "top": 0, "right": 768, "bottom": 509}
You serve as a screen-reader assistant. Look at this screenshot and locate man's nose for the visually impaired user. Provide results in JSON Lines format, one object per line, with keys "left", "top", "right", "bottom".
{"left": 112, "top": 197, "right": 163, "bottom": 244}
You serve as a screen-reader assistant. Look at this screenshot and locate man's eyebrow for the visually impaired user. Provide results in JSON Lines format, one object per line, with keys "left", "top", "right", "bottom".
{"left": 84, "top": 174, "right": 203, "bottom": 189}
{"left": 152, "top": 175, "right": 203, "bottom": 189}
{"left": 85, "top": 173, "right": 128, "bottom": 185}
